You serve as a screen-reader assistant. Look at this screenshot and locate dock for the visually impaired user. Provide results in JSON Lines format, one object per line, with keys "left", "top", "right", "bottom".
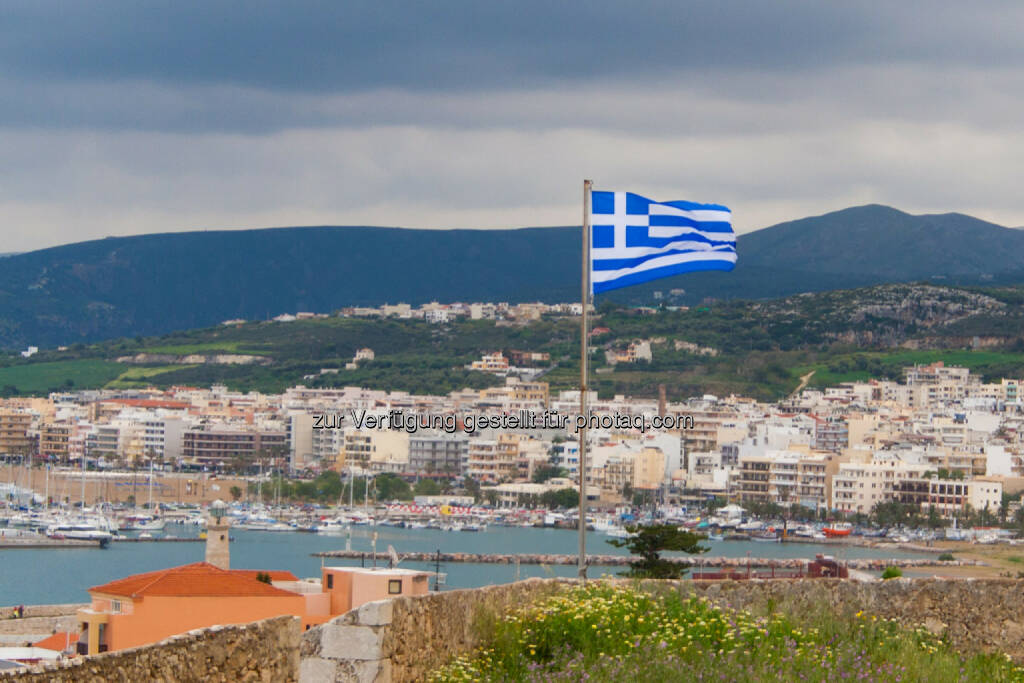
{"left": 111, "top": 536, "right": 204, "bottom": 543}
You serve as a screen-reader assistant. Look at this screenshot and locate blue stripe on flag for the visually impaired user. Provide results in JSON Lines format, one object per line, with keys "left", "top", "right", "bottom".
{"left": 593, "top": 247, "right": 735, "bottom": 271}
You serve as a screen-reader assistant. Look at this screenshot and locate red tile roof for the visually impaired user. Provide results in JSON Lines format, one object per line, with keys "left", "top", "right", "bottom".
{"left": 33, "top": 632, "right": 78, "bottom": 651}
{"left": 100, "top": 399, "right": 191, "bottom": 409}
{"left": 232, "top": 569, "right": 298, "bottom": 582}
{"left": 89, "top": 563, "right": 298, "bottom": 599}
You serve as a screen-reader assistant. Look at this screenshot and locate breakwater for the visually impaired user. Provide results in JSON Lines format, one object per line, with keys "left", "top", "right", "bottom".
{"left": 311, "top": 549, "right": 981, "bottom": 570}
{"left": 0, "top": 537, "right": 101, "bottom": 549}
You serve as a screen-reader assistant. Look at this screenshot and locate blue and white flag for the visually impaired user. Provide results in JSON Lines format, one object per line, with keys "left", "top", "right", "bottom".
{"left": 590, "top": 190, "right": 736, "bottom": 294}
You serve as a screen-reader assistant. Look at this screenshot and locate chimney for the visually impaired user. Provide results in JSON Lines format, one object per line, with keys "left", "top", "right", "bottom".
{"left": 205, "top": 499, "right": 230, "bottom": 570}
{"left": 658, "top": 384, "right": 667, "bottom": 418}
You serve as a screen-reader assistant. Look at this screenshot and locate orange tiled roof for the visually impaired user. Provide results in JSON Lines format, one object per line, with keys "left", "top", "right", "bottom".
{"left": 33, "top": 632, "right": 79, "bottom": 651}
{"left": 88, "top": 562, "right": 298, "bottom": 598}
{"left": 232, "top": 569, "right": 298, "bottom": 582}
{"left": 100, "top": 398, "right": 191, "bottom": 409}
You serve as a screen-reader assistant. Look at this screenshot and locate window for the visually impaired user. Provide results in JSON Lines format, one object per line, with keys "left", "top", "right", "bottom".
{"left": 111, "top": 600, "right": 122, "bottom": 614}
{"left": 326, "top": 574, "right": 334, "bottom": 589}
{"left": 388, "top": 579, "right": 402, "bottom": 595}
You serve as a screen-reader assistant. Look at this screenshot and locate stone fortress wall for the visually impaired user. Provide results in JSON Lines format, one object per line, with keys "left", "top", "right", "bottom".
{"left": 303, "top": 577, "right": 1024, "bottom": 682}
{"left": 0, "top": 615, "right": 299, "bottom": 683}
{"left": 6, "top": 578, "right": 1024, "bottom": 682}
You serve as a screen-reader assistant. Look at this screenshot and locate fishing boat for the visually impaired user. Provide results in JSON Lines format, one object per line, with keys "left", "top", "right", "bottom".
{"left": 706, "top": 532, "right": 724, "bottom": 542}
{"left": 750, "top": 531, "right": 781, "bottom": 543}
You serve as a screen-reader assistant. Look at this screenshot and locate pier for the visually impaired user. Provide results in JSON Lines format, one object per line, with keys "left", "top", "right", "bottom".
{"left": 111, "top": 536, "right": 204, "bottom": 543}
{"left": 311, "top": 549, "right": 982, "bottom": 570}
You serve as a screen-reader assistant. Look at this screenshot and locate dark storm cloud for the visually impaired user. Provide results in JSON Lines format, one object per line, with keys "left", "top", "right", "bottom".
{"left": 3, "top": 1, "right": 1023, "bottom": 94}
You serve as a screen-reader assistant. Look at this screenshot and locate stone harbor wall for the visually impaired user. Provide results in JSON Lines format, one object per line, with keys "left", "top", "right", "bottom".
{"left": 1, "top": 615, "right": 300, "bottom": 683}
{"left": 301, "top": 577, "right": 1024, "bottom": 682}
{"left": 0, "top": 604, "right": 85, "bottom": 620}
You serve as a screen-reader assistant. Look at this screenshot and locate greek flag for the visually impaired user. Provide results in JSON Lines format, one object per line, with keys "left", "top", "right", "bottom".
{"left": 590, "top": 190, "right": 736, "bottom": 294}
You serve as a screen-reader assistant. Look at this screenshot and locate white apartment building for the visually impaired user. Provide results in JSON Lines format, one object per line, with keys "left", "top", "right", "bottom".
{"left": 831, "top": 455, "right": 929, "bottom": 514}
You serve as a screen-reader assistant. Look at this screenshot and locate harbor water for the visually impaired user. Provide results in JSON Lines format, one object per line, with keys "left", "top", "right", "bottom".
{"left": 0, "top": 525, "right": 934, "bottom": 606}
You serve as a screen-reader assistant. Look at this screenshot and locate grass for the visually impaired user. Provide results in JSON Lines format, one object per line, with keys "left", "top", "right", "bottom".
{"left": 105, "top": 365, "right": 199, "bottom": 388}
{"left": 0, "top": 359, "right": 125, "bottom": 394}
{"left": 798, "top": 349, "right": 1024, "bottom": 388}
{"left": 140, "top": 342, "right": 266, "bottom": 355}
{"left": 429, "top": 583, "right": 1024, "bottom": 682}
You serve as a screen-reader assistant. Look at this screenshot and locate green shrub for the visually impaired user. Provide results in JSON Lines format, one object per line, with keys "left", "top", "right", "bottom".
{"left": 881, "top": 566, "right": 903, "bottom": 580}
{"left": 938, "top": 552, "right": 955, "bottom": 561}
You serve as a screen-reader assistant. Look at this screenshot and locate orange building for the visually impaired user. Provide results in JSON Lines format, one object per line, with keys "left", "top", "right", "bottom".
{"left": 77, "top": 563, "right": 314, "bottom": 654}
{"left": 77, "top": 563, "right": 431, "bottom": 655}
{"left": 321, "top": 566, "right": 430, "bottom": 616}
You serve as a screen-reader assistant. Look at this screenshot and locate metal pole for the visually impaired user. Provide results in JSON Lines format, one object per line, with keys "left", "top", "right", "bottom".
{"left": 578, "top": 179, "right": 592, "bottom": 581}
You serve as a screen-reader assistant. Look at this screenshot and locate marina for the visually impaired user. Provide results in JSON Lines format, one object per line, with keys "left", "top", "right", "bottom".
{"left": 0, "top": 521, "right": 942, "bottom": 607}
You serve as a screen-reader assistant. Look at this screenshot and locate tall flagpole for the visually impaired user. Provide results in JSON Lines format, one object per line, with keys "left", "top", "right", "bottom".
{"left": 578, "top": 179, "right": 592, "bottom": 581}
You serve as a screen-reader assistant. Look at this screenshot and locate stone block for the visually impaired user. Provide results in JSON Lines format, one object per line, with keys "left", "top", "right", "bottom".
{"left": 321, "top": 624, "right": 384, "bottom": 661}
{"left": 299, "top": 657, "right": 339, "bottom": 683}
{"left": 357, "top": 600, "right": 394, "bottom": 627}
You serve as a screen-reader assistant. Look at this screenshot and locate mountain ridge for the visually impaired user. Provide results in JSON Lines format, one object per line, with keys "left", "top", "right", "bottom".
{"left": 4, "top": 204, "right": 1024, "bottom": 349}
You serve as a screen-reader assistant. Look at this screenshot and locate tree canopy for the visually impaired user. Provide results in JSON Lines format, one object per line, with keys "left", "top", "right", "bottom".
{"left": 607, "top": 524, "right": 708, "bottom": 579}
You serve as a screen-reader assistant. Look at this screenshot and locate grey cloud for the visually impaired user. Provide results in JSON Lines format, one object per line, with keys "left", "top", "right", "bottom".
{"left": 5, "top": 64, "right": 1024, "bottom": 136}
{"left": 3, "top": 1, "right": 1024, "bottom": 95}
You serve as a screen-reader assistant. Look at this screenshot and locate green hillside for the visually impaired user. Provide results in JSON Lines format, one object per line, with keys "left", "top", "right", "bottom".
{"left": 4, "top": 282, "right": 1024, "bottom": 401}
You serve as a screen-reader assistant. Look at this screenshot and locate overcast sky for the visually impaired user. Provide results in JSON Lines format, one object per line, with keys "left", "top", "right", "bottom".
{"left": 4, "top": 1, "right": 1024, "bottom": 252}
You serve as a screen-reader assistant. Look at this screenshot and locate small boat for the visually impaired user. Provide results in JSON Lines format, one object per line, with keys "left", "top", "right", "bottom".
{"left": 750, "top": 532, "right": 780, "bottom": 543}
{"left": 315, "top": 519, "right": 350, "bottom": 535}
{"left": 823, "top": 523, "right": 853, "bottom": 537}
{"left": 605, "top": 527, "right": 634, "bottom": 539}
{"left": 706, "top": 533, "right": 724, "bottom": 542}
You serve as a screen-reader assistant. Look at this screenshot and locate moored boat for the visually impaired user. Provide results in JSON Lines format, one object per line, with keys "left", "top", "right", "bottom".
{"left": 822, "top": 523, "right": 852, "bottom": 537}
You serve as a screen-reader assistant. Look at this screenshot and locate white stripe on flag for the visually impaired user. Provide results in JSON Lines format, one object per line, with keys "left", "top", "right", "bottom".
{"left": 591, "top": 250, "right": 737, "bottom": 284}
